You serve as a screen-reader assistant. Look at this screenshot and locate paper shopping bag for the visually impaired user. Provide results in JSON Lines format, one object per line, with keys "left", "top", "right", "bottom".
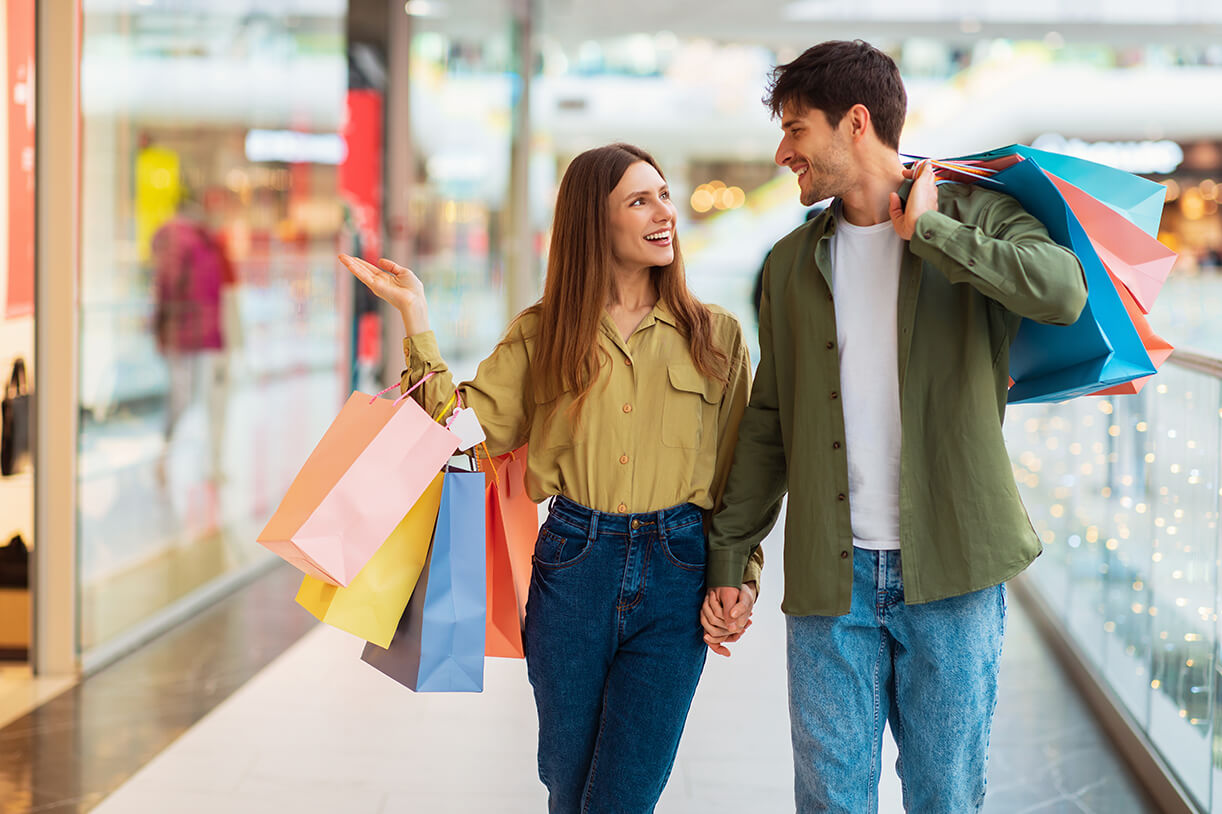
{"left": 481, "top": 448, "right": 539, "bottom": 659}
{"left": 1044, "top": 173, "right": 1174, "bottom": 313}
{"left": 257, "top": 390, "right": 458, "bottom": 586}
{"left": 361, "top": 469, "right": 487, "bottom": 692}
{"left": 923, "top": 154, "right": 1157, "bottom": 403}
{"left": 295, "top": 473, "right": 444, "bottom": 648}
{"left": 1089, "top": 273, "right": 1174, "bottom": 396}
{"left": 954, "top": 144, "right": 1168, "bottom": 238}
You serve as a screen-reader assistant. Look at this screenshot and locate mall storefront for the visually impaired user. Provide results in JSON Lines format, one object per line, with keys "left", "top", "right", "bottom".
{"left": 22, "top": 1, "right": 353, "bottom": 676}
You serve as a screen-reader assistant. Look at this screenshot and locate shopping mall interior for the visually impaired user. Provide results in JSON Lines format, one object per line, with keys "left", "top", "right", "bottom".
{"left": 2, "top": 0, "right": 1222, "bottom": 811}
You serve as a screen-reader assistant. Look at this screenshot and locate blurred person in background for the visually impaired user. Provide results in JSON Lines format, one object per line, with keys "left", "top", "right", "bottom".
{"left": 341, "top": 142, "right": 762, "bottom": 814}
{"left": 151, "top": 191, "right": 237, "bottom": 484}
{"left": 702, "top": 40, "right": 1087, "bottom": 813}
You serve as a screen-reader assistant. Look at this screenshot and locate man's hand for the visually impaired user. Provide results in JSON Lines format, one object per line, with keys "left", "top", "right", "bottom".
{"left": 701, "top": 583, "right": 757, "bottom": 657}
{"left": 888, "top": 159, "right": 938, "bottom": 241}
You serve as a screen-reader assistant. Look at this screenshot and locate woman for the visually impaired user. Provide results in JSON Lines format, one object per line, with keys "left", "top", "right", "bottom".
{"left": 341, "top": 143, "right": 761, "bottom": 813}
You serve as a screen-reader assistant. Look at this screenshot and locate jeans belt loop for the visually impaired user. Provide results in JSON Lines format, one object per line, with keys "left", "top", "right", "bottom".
{"left": 587, "top": 505, "right": 600, "bottom": 543}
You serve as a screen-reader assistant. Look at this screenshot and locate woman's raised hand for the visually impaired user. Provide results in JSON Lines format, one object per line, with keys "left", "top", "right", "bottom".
{"left": 338, "top": 254, "right": 431, "bottom": 336}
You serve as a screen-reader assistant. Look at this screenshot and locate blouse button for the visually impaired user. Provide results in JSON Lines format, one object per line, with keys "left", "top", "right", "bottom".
{"left": 832, "top": 441, "right": 841, "bottom": 450}
{"left": 826, "top": 341, "right": 834, "bottom": 349}
{"left": 619, "top": 455, "right": 629, "bottom": 465}
{"left": 617, "top": 503, "right": 627, "bottom": 513}
{"left": 625, "top": 358, "right": 633, "bottom": 366}
{"left": 623, "top": 403, "right": 633, "bottom": 414}
{"left": 830, "top": 391, "right": 839, "bottom": 400}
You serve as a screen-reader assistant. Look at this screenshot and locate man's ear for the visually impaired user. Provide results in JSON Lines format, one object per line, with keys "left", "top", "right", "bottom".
{"left": 847, "top": 103, "right": 872, "bottom": 142}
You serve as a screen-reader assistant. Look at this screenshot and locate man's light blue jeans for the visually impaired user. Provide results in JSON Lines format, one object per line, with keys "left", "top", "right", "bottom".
{"left": 787, "top": 548, "right": 1006, "bottom": 813}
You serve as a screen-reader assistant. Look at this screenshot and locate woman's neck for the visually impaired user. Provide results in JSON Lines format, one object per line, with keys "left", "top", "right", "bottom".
{"left": 609, "top": 265, "right": 657, "bottom": 311}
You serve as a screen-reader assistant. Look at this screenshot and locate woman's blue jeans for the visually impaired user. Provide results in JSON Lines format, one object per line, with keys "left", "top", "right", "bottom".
{"left": 524, "top": 496, "right": 709, "bottom": 814}
{"left": 787, "top": 548, "right": 1006, "bottom": 813}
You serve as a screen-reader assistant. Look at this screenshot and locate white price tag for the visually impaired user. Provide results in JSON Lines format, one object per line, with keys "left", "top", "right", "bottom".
{"left": 445, "top": 406, "right": 486, "bottom": 452}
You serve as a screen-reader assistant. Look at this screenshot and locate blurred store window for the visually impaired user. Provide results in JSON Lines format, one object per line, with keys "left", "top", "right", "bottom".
{"left": 77, "top": 0, "right": 349, "bottom": 653}
{"left": 0, "top": 0, "right": 36, "bottom": 663}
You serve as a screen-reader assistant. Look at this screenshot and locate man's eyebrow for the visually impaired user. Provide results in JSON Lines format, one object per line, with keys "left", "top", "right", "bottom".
{"left": 782, "top": 118, "right": 801, "bottom": 129}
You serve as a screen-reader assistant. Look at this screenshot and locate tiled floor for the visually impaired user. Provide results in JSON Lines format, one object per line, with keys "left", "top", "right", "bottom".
{"left": 57, "top": 536, "right": 1153, "bottom": 814}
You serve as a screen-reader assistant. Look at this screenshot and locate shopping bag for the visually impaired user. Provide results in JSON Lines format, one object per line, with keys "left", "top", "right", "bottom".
{"left": 295, "top": 473, "right": 444, "bottom": 648}
{"left": 481, "top": 448, "right": 538, "bottom": 659}
{"left": 913, "top": 153, "right": 1157, "bottom": 403}
{"left": 1, "top": 359, "right": 31, "bottom": 477}
{"left": 1089, "top": 273, "right": 1174, "bottom": 396}
{"left": 936, "top": 154, "right": 1175, "bottom": 313}
{"left": 1045, "top": 173, "right": 1175, "bottom": 314}
{"left": 257, "top": 378, "right": 459, "bottom": 586}
{"left": 952, "top": 144, "right": 1168, "bottom": 238}
{"left": 361, "top": 469, "right": 487, "bottom": 692}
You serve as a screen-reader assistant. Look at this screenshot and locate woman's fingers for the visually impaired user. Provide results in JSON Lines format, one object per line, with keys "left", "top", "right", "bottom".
{"left": 339, "top": 254, "right": 413, "bottom": 308}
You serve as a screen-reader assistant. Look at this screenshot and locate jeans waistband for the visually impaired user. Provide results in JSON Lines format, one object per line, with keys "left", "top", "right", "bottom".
{"left": 549, "top": 495, "right": 703, "bottom": 536}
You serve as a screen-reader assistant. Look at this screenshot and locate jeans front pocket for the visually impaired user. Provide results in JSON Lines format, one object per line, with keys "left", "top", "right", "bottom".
{"left": 659, "top": 519, "right": 707, "bottom": 572}
{"left": 533, "top": 525, "right": 592, "bottom": 569}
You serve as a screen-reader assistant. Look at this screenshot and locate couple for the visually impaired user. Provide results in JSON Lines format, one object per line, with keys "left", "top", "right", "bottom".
{"left": 342, "top": 40, "right": 1087, "bottom": 814}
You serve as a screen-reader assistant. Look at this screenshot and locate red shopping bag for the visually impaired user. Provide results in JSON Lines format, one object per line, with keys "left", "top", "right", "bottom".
{"left": 480, "top": 447, "right": 539, "bottom": 659}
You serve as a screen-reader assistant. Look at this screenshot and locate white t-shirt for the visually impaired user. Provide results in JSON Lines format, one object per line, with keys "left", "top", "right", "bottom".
{"left": 829, "top": 213, "right": 904, "bottom": 551}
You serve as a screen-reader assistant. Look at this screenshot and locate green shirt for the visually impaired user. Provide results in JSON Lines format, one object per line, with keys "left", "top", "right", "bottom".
{"left": 707, "top": 182, "right": 1088, "bottom": 615}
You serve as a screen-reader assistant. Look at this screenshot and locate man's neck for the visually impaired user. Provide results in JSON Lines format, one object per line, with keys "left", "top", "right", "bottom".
{"left": 839, "top": 151, "right": 906, "bottom": 227}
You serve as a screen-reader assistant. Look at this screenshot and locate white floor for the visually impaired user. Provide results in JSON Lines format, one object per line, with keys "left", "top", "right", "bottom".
{"left": 92, "top": 526, "right": 906, "bottom": 814}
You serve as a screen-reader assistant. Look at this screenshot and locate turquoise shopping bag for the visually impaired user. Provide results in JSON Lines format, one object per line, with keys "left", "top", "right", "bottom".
{"left": 954, "top": 144, "right": 1167, "bottom": 238}
{"left": 925, "top": 154, "right": 1157, "bottom": 403}
{"left": 360, "top": 468, "right": 487, "bottom": 692}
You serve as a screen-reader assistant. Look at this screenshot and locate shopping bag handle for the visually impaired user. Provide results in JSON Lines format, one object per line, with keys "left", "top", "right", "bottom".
{"left": 369, "top": 371, "right": 436, "bottom": 406}
{"left": 6, "top": 359, "right": 26, "bottom": 398}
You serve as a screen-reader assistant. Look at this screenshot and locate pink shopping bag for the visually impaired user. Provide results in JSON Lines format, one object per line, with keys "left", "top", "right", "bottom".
{"left": 257, "top": 378, "right": 459, "bottom": 586}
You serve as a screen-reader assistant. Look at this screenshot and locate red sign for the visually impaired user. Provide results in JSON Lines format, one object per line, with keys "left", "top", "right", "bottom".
{"left": 6, "top": 0, "right": 35, "bottom": 317}
{"left": 339, "top": 90, "right": 384, "bottom": 262}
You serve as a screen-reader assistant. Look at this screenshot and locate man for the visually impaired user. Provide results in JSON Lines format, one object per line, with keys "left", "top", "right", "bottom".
{"left": 701, "top": 40, "right": 1087, "bottom": 812}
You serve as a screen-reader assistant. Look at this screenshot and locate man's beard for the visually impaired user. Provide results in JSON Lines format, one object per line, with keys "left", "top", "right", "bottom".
{"left": 798, "top": 152, "right": 850, "bottom": 206}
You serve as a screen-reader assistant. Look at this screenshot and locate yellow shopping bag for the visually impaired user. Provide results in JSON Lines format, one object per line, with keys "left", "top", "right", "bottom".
{"left": 295, "top": 473, "right": 444, "bottom": 648}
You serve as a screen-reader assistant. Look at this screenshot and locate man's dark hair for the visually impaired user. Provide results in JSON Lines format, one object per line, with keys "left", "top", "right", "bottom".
{"left": 764, "top": 40, "right": 907, "bottom": 150}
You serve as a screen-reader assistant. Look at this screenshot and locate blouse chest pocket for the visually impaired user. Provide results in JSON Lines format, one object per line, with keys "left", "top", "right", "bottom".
{"left": 662, "top": 364, "right": 722, "bottom": 449}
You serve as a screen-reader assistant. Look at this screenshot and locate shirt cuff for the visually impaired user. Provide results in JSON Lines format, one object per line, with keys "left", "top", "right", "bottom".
{"left": 404, "top": 330, "right": 442, "bottom": 372}
{"left": 741, "top": 552, "right": 762, "bottom": 590}
{"left": 707, "top": 550, "right": 751, "bottom": 591}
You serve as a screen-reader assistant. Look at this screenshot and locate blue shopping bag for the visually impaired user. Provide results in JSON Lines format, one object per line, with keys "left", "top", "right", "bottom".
{"left": 955, "top": 144, "right": 1167, "bottom": 239}
{"left": 955, "top": 155, "right": 1156, "bottom": 403}
{"left": 360, "top": 468, "right": 487, "bottom": 692}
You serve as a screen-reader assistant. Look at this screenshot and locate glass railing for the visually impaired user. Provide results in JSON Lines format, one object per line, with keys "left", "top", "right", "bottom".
{"left": 1006, "top": 350, "right": 1222, "bottom": 811}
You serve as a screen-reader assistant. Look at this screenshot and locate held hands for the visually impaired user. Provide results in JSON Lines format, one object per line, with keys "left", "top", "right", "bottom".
{"left": 338, "top": 254, "right": 431, "bottom": 336}
{"left": 888, "top": 159, "right": 939, "bottom": 242}
{"left": 701, "top": 583, "right": 757, "bottom": 658}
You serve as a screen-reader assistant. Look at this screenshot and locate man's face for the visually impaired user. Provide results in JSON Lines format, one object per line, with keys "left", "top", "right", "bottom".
{"left": 774, "top": 103, "right": 854, "bottom": 206}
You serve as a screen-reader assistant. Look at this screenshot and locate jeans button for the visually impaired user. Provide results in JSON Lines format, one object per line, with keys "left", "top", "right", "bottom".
{"left": 631, "top": 519, "right": 641, "bottom": 530}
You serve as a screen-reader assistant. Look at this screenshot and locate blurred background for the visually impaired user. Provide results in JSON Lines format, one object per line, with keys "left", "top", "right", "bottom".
{"left": 2, "top": 1, "right": 1222, "bottom": 810}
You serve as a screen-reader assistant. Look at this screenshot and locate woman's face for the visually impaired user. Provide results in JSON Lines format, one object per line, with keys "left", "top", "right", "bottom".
{"left": 607, "top": 161, "right": 677, "bottom": 274}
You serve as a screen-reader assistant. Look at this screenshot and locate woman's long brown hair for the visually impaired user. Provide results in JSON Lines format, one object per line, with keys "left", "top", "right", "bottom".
{"left": 523, "top": 143, "right": 729, "bottom": 427}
